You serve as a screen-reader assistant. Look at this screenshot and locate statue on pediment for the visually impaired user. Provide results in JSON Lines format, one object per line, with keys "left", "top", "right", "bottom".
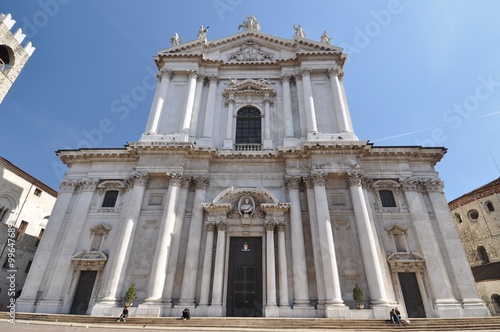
{"left": 238, "top": 14, "right": 260, "bottom": 31}
{"left": 170, "top": 33, "right": 181, "bottom": 46}
{"left": 321, "top": 30, "right": 331, "bottom": 44}
{"left": 197, "top": 25, "right": 208, "bottom": 39}
{"left": 293, "top": 24, "right": 306, "bottom": 38}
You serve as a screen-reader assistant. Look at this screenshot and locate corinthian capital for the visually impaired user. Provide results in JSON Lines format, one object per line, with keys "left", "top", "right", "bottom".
{"left": 399, "top": 178, "right": 423, "bottom": 191}
{"left": 346, "top": 172, "right": 363, "bottom": 187}
{"left": 193, "top": 175, "right": 210, "bottom": 190}
{"left": 187, "top": 69, "right": 199, "bottom": 79}
{"left": 126, "top": 172, "right": 150, "bottom": 189}
{"left": 77, "top": 178, "right": 100, "bottom": 192}
{"left": 285, "top": 175, "right": 302, "bottom": 190}
{"left": 167, "top": 172, "right": 183, "bottom": 186}
{"left": 297, "top": 68, "right": 311, "bottom": 78}
{"left": 158, "top": 69, "right": 173, "bottom": 81}
{"left": 59, "top": 179, "right": 78, "bottom": 193}
{"left": 207, "top": 75, "right": 220, "bottom": 84}
{"left": 327, "top": 67, "right": 344, "bottom": 79}
{"left": 423, "top": 178, "right": 444, "bottom": 192}
{"left": 280, "top": 74, "right": 293, "bottom": 83}
{"left": 311, "top": 172, "right": 327, "bottom": 186}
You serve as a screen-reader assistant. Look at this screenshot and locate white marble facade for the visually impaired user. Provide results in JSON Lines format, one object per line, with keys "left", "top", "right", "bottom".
{"left": 17, "top": 17, "right": 490, "bottom": 319}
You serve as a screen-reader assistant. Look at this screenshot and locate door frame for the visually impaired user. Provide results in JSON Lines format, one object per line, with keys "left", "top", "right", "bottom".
{"left": 224, "top": 236, "right": 265, "bottom": 317}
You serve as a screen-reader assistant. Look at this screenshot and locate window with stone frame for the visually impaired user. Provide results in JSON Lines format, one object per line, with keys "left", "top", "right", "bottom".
{"left": 454, "top": 212, "right": 463, "bottom": 223}
{"left": 385, "top": 224, "right": 409, "bottom": 253}
{"left": 102, "top": 190, "right": 119, "bottom": 208}
{"left": 235, "top": 107, "right": 262, "bottom": 145}
{"left": 89, "top": 224, "right": 111, "bottom": 251}
{"left": 379, "top": 190, "right": 397, "bottom": 208}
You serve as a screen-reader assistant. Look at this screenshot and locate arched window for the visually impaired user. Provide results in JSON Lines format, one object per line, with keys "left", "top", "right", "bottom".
{"left": 379, "top": 190, "right": 396, "bottom": 208}
{"left": 485, "top": 201, "right": 495, "bottom": 213}
{"left": 0, "top": 45, "right": 12, "bottom": 71}
{"left": 477, "top": 246, "right": 490, "bottom": 264}
{"left": 235, "top": 107, "right": 261, "bottom": 150}
{"left": 102, "top": 190, "right": 119, "bottom": 208}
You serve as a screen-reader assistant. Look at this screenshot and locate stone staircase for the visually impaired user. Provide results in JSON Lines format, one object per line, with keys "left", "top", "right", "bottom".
{"left": 1, "top": 312, "right": 499, "bottom": 330}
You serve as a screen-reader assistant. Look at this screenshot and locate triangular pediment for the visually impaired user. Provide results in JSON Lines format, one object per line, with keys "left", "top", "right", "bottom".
{"left": 157, "top": 29, "right": 344, "bottom": 64}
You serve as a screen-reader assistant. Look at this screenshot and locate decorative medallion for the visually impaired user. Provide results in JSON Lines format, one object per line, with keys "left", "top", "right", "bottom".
{"left": 242, "top": 242, "right": 251, "bottom": 252}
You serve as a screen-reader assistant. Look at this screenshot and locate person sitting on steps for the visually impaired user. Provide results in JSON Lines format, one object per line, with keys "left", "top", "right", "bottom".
{"left": 390, "top": 308, "right": 401, "bottom": 324}
{"left": 117, "top": 305, "right": 129, "bottom": 322}
{"left": 181, "top": 308, "right": 190, "bottom": 320}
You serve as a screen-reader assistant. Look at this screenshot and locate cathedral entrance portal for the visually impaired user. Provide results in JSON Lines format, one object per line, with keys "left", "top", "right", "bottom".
{"left": 226, "top": 237, "right": 263, "bottom": 317}
{"left": 398, "top": 272, "right": 426, "bottom": 318}
{"left": 70, "top": 271, "right": 97, "bottom": 315}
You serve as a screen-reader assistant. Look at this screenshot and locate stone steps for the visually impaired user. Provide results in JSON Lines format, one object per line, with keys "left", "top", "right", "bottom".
{"left": 1, "top": 312, "right": 499, "bottom": 330}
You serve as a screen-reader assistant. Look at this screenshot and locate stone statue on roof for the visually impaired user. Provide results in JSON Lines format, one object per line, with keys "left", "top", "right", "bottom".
{"left": 293, "top": 24, "right": 306, "bottom": 38}
{"left": 320, "top": 30, "right": 331, "bottom": 44}
{"left": 170, "top": 33, "right": 181, "bottom": 46}
{"left": 197, "top": 25, "right": 208, "bottom": 39}
{"left": 238, "top": 14, "right": 260, "bottom": 31}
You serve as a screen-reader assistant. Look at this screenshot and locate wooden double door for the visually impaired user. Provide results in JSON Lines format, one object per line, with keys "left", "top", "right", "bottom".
{"left": 226, "top": 237, "right": 263, "bottom": 317}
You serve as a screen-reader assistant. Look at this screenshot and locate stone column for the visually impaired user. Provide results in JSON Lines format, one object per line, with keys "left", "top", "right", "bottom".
{"left": 211, "top": 222, "right": 227, "bottom": 306}
{"left": 346, "top": 172, "right": 388, "bottom": 305}
{"left": 223, "top": 95, "right": 235, "bottom": 150}
{"left": 424, "top": 179, "right": 488, "bottom": 312}
{"left": 144, "top": 172, "right": 182, "bottom": 302}
{"left": 178, "top": 175, "right": 209, "bottom": 306}
{"left": 198, "top": 223, "right": 216, "bottom": 306}
{"left": 100, "top": 173, "right": 149, "bottom": 302}
{"left": 263, "top": 94, "right": 273, "bottom": 150}
{"left": 265, "top": 222, "right": 277, "bottom": 307}
{"left": 311, "top": 172, "right": 344, "bottom": 306}
{"left": 276, "top": 223, "right": 289, "bottom": 307}
{"left": 38, "top": 178, "right": 99, "bottom": 312}
{"left": 17, "top": 180, "right": 78, "bottom": 311}
{"left": 400, "top": 178, "right": 457, "bottom": 306}
{"left": 189, "top": 75, "right": 206, "bottom": 138}
{"left": 280, "top": 74, "right": 294, "bottom": 138}
{"left": 162, "top": 176, "right": 191, "bottom": 304}
{"left": 201, "top": 75, "right": 219, "bottom": 144}
{"left": 180, "top": 69, "right": 198, "bottom": 135}
{"left": 304, "top": 176, "right": 326, "bottom": 307}
{"left": 285, "top": 176, "right": 310, "bottom": 307}
{"left": 147, "top": 70, "right": 173, "bottom": 134}
{"left": 327, "top": 67, "right": 350, "bottom": 133}
{"left": 299, "top": 68, "right": 318, "bottom": 134}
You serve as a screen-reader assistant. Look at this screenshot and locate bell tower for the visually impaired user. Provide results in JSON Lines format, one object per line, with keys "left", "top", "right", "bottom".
{"left": 0, "top": 13, "right": 35, "bottom": 104}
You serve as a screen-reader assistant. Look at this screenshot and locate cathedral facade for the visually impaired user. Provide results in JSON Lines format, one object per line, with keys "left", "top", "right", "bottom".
{"left": 17, "top": 17, "right": 490, "bottom": 319}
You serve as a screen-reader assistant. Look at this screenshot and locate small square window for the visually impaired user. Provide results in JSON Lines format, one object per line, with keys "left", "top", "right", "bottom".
{"left": 33, "top": 188, "right": 42, "bottom": 197}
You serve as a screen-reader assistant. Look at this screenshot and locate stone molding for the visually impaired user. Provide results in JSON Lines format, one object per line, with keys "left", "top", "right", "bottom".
{"left": 96, "top": 180, "right": 126, "bottom": 195}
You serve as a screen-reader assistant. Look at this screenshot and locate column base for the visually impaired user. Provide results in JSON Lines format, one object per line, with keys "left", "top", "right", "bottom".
{"left": 263, "top": 139, "right": 273, "bottom": 150}
{"left": 196, "top": 137, "right": 214, "bottom": 147}
{"left": 460, "top": 298, "right": 491, "bottom": 317}
{"left": 136, "top": 302, "right": 162, "bottom": 317}
{"left": 223, "top": 139, "right": 233, "bottom": 150}
{"left": 264, "top": 305, "right": 280, "bottom": 317}
{"left": 283, "top": 137, "right": 301, "bottom": 147}
{"left": 15, "top": 297, "right": 37, "bottom": 313}
{"left": 324, "top": 304, "right": 350, "bottom": 318}
{"left": 32, "top": 298, "right": 63, "bottom": 314}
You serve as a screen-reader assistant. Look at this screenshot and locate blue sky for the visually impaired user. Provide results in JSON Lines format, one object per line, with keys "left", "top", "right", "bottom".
{"left": 1, "top": 0, "right": 499, "bottom": 201}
